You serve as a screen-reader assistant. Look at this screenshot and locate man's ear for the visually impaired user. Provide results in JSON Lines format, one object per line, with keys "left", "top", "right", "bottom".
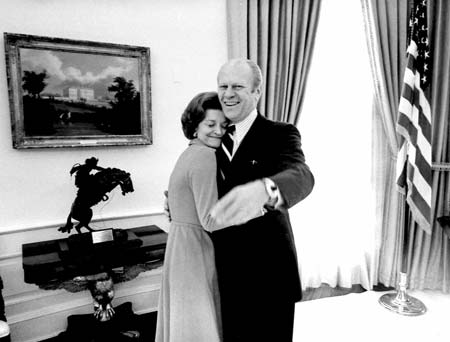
{"left": 254, "top": 86, "right": 262, "bottom": 102}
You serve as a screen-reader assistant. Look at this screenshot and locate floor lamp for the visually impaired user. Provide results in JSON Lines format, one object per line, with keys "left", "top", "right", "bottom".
{"left": 378, "top": 198, "right": 427, "bottom": 316}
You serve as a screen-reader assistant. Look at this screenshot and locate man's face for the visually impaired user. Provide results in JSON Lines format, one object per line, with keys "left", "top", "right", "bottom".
{"left": 217, "top": 62, "right": 260, "bottom": 123}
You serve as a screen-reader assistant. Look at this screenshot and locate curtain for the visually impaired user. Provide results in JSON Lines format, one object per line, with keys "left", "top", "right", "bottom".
{"left": 226, "top": 0, "right": 321, "bottom": 124}
{"left": 407, "top": 0, "right": 450, "bottom": 292}
{"left": 284, "top": 0, "right": 376, "bottom": 290}
{"left": 361, "top": 0, "right": 409, "bottom": 288}
{"left": 363, "top": 0, "right": 450, "bottom": 292}
{"left": 227, "top": 0, "right": 380, "bottom": 290}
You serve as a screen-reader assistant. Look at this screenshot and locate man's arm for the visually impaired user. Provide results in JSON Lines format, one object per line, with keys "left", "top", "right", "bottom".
{"left": 210, "top": 124, "right": 314, "bottom": 225}
{"left": 269, "top": 124, "right": 314, "bottom": 208}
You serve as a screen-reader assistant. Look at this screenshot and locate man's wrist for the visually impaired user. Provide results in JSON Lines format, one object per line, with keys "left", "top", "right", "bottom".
{"left": 262, "top": 178, "right": 278, "bottom": 208}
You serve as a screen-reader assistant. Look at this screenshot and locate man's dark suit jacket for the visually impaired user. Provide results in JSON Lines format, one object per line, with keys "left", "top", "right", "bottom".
{"left": 212, "top": 114, "right": 314, "bottom": 337}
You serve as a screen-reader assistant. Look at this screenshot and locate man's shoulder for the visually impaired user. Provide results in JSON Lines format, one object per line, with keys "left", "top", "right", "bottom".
{"left": 256, "top": 115, "right": 299, "bottom": 133}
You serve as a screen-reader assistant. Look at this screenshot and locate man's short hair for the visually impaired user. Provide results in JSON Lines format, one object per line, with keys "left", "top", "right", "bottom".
{"left": 245, "top": 59, "right": 263, "bottom": 91}
{"left": 226, "top": 58, "right": 263, "bottom": 91}
{"left": 181, "top": 91, "right": 222, "bottom": 139}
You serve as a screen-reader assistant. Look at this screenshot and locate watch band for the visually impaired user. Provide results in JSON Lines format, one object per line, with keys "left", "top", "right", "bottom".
{"left": 262, "top": 178, "right": 278, "bottom": 208}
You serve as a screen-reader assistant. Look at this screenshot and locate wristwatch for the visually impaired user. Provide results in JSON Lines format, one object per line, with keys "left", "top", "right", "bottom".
{"left": 262, "top": 177, "right": 278, "bottom": 209}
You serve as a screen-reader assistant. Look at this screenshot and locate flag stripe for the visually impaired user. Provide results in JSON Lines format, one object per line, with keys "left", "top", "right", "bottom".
{"left": 397, "top": 113, "right": 431, "bottom": 159}
{"left": 397, "top": 110, "right": 432, "bottom": 161}
{"left": 418, "top": 108, "right": 432, "bottom": 139}
{"left": 407, "top": 180, "right": 431, "bottom": 228}
{"left": 396, "top": 0, "right": 432, "bottom": 234}
{"left": 406, "top": 144, "right": 432, "bottom": 199}
{"left": 414, "top": 148, "right": 432, "bottom": 186}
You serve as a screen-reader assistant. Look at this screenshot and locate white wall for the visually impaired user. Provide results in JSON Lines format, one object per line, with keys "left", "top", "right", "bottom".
{"left": 0, "top": 1, "right": 227, "bottom": 341}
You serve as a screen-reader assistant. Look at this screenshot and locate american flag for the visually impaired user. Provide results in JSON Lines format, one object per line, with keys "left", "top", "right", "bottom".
{"left": 396, "top": 0, "right": 432, "bottom": 234}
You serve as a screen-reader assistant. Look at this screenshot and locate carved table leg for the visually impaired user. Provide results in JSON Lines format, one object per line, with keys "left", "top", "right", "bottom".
{"left": 74, "top": 272, "right": 115, "bottom": 321}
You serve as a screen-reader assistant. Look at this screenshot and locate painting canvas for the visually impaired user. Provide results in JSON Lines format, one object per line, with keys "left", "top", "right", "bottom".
{"left": 4, "top": 33, "right": 152, "bottom": 148}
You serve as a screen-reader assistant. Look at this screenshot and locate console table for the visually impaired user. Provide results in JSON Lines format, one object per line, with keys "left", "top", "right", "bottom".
{"left": 22, "top": 225, "right": 167, "bottom": 292}
{"left": 22, "top": 225, "right": 168, "bottom": 333}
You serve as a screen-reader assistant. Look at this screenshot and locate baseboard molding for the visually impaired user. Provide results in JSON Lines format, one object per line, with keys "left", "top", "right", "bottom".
{"left": 8, "top": 268, "right": 162, "bottom": 342}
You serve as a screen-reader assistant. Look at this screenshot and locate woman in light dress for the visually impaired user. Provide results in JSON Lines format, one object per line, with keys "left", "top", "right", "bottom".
{"left": 155, "top": 92, "right": 229, "bottom": 342}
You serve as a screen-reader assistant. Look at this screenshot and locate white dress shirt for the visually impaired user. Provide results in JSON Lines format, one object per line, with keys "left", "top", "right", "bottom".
{"left": 228, "top": 109, "right": 284, "bottom": 208}
{"left": 229, "top": 108, "right": 258, "bottom": 156}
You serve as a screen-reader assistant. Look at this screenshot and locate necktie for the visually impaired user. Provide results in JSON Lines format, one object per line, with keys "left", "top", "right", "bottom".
{"left": 221, "top": 125, "right": 235, "bottom": 160}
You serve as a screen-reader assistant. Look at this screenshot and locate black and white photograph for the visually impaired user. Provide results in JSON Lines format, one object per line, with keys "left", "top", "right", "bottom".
{"left": 0, "top": 1, "right": 449, "bottom": 342}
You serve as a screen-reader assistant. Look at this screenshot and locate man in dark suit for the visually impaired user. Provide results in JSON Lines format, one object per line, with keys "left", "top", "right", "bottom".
{"left": 210, "top": 58, "right": 314, "bottom": 341}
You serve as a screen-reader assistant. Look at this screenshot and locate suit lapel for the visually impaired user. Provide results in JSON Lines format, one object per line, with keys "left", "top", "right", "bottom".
{"left": 231, "top": 114, "right": 266, "bottom": 166}
{"left": 216, "top": 114, "right": 269, "bottom": 191}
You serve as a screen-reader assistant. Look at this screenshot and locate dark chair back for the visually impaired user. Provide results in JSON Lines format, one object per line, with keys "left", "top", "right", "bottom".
{"left": 0, "top": 276, "right": 5, "bottom": 321}
{"left": 0, "top": 276, "right": 10, "bottom": 342}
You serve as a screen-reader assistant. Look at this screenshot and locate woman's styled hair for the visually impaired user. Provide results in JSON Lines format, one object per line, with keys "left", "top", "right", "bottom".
{"left": 181, "top": 91, "right": 222, "bottom": 139}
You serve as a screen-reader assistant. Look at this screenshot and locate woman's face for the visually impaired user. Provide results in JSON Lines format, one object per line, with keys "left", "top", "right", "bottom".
{"left": 196, "top": 109, "right": 228, "bottom": 148}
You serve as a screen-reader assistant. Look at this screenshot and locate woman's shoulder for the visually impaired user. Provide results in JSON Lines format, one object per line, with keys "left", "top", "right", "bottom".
{"left": 171, "top": 145, "right": 215, "bottom": 180}
{"left": 179, "top": 143, "right": 216, "bottom": 165}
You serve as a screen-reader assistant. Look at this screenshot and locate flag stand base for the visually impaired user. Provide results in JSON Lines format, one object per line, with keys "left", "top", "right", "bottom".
{"left": 379, "top": 272, "right": 426, "bottom": 316}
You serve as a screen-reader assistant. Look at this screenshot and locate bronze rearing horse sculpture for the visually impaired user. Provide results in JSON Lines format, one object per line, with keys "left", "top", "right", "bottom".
{"left": 59, "top": 157, "right": 134, "bottom": 234}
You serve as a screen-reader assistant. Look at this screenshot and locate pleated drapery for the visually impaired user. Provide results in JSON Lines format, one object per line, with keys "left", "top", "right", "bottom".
{"left": 361, "top": 0, "right": 409, "bottom": 289}
{"left": 362, "top": 0, "right": 450, "bottom": 292}
{"left": 231, "top": 0, "right": 377, "bottom": 290}
{"left": 226, "top": 0, "right": 322, "bottom": 125}
{"left": 407, "top": 0, "right": 450, "bottom": 292}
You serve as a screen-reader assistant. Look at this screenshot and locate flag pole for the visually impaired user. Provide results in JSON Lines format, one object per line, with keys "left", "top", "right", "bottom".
{"left": 379, "top": 176, "right": 426, "bottom": 316}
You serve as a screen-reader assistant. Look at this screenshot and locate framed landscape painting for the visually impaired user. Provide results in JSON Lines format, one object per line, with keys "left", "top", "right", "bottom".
{"left": 4, "top": 33, "right": 152, "bottom": 148}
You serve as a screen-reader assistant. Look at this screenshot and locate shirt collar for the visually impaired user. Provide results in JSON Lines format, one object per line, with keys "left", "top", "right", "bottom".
{"left": 233, "top": 109, "right": 257, "bottom": 146}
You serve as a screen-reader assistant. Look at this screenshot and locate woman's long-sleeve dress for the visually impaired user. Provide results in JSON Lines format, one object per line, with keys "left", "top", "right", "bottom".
{"left": 155, "top": 139, "right": 223, "bottom": 342}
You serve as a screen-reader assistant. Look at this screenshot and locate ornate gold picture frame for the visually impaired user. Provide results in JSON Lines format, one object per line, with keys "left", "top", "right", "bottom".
{"left": 4, "top": 33, "right": 152, "bottom": 149}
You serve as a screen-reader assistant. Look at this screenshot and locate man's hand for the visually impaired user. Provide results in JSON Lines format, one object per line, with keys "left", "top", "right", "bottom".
{"left": 210, "top": 180, "right": 269, "bottom": 226}
{"left": 163, "top": 190, "right": 171, "bottom": 222}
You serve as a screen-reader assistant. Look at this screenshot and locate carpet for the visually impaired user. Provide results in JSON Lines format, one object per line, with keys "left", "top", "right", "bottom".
{"left": 294, "top": 289, "right": 450, "bottom": 342}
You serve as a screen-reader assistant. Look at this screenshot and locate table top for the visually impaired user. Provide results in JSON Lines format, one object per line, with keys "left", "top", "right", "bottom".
{"left": 22, "top": 225, "right": 167, "bottom": 289}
